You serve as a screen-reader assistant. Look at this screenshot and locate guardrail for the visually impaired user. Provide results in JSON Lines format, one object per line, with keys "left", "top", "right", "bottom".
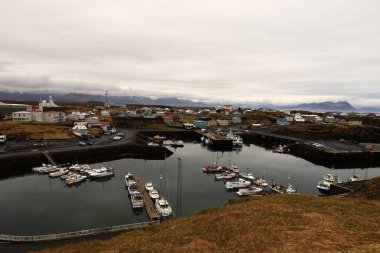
{"left": 0, "top": 221, "right": 159, "bottom": 242}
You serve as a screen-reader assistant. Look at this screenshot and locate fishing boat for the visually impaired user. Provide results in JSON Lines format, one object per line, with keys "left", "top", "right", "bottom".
{"left": 49, "top": 168, "right": 69, "bottom": 178}
{"left": 171, "top": 140, "right": 184, "bottom": 147}
{"left": 149, "top": 189, "right": 160, "bottom": 200}
{"left": 155, "top": 197, "right": 173, "bottom": 218}
{"left": 236, "top": 186, "right": 262, "bottom": 196}
{"left": 225, "top": 178, "right": 251, "bottom": 189}
{"left": 125, "top": 173, "right": 134, "bottom": 187}
{"left": 317, "top": 173, "right": 339, "bottom": 195}
{"left": 202, "top": 163, "right": 226, "bottom": 173}
{"left": 215, "top": 172, "right": 236, "bottom": 180}
{"left": 145, "top": 182, "right": 154, "bottom": 191}
{"left": 286, "top": 183, "right": 297, "bottom": 194}
{"left": 88, "top": 167, "right": 114, "bottom": 179}
{"left": 228, "top": 164, "right": 239, "bottom": 173}
{"left": 65, "top": 174, "right": 87, "bottom": 186}
{"left": 226, "top": 131, "right": 243, "bottom": 146}
{"left": 270, "top": 181, "right": 286, "bottom": 194}
{"left": 130, "top": 191, "right": 144, "bottom": 209}
{"left": 239, "top": 171, "right": 254, "bottom": 180}
{"left": 254, "top": 177, "right": 268, "bottom": 187}
{"left": 348, "top": 175, "right": 361, "bottom": 182}
{"left": 128, "top": 181, "right": 138, "bottom": 196}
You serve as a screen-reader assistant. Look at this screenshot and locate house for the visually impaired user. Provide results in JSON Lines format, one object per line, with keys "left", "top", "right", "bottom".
{"left": 207, "top": 120, "right": 218, "bottom": 127}
{"left": 223, "top": 105, "right": 234, "bottom": 112}
{"left": 43, "top": 111, "right": 65, "bottom": 123}
{"left": 12, "top": 111, "right": 32, "bottom": 122}
{"left": 324, "top": 116, "right": 335, "bottom": 123}
{"left": 0, "top": 102, "right": 32, "bottom": 119}
{"left": 217, "top": 119, "right": 230, "bottom": 126}
{"left": 294, "top": 115, "right": 305, "bottom": 124}
{"left": 194, "top": 120, "right": 208, "bottom": 129}
{"left": 231, "top": 116, "right": 242, "bottom": 124}
{"left": 348, "top": 120, "right": 362, "bottom": 126}
{"left": 85, "top": 117, "right": 100, "bottom": 125}
{"left": 100, "top": 110, "right": 110, "bottom": 116}
{"left": 285, "top": 115, "right": 294, "bottom": 123}
{"left": 72, "top": 125, "right": 88, "bottom": 136}
{"left": 276, "top": 118, "right": 288, "bottom": 126}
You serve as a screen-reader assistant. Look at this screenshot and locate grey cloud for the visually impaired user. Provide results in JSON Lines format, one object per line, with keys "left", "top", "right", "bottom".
{"left": 0, "top": 0, "right": 380, "bottom": 106}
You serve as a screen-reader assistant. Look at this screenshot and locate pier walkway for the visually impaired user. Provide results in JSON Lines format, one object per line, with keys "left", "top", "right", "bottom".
{"left": 134, "top": 176, "right": 160, "bottom": 221}
{"left": 42, "top": 151, "right": 57, "bottom": 166}
{"left": 250, "top": 129, "right": 303, "bottom": 143}
{"left": 0, "top": 221, "right": 158, "bottom": 242}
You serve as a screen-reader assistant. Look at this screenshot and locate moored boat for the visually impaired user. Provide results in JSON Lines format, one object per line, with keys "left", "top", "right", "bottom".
{"left": 215, "top": 172, "right": 236, "bottom": 180}
{"left": 236, "top": 186, "right": 262, "bottom": 196}
{"left": 202, "top": 163, "right": 226, "bottom": 173}
{"left": 130, "top": 191, "right": 144, "bottom": 209}
{"left": 225, "top": 178, "right": 251, "bottom": 189}
{"left": 88, "top": 167, "right": 114, "bottom": 179}
{"left": 286, "top": 183, "right": 297, "bottom": 194}
{"left": 155, "top": 197, "right": 173, "bottom": 218}
{"left": 49, "top": 168, "right": 69, "bottom": 178}
{"left": 270, "top": 182, "right": 286, "bottom": 194}
{"left": 254, "top": 177, "right": 268, "bottom": 187}
{"left": 239, "top": 171, "right": 254, "bottom": 181}
{"left": 149, "top": 189, "right": 160, "bottom": 200}
{"left": 145, "top": 182, "right": 154, "bottom": 191}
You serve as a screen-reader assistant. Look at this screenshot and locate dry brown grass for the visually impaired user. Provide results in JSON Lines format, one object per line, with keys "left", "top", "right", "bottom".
{"left": 35, "top": 195, "right": 380, "bottom": 253}
{"left": 0, "top": 121, "right": 74, "bottom": 139}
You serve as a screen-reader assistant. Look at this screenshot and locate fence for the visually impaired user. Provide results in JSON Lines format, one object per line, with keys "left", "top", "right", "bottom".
{"left": 0, "top": 221, "right": 159, "bottom": 242}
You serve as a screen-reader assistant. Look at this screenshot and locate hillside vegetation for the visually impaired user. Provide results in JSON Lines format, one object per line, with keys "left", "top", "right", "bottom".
{"left": 0, "top": 121, "right": 74, "bottom": 140}
{"left": 37, "top": 195, "right": 380, "bottom": 253}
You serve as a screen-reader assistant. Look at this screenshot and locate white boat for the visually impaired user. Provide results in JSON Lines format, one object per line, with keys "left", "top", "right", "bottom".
{"left": 349, "top": 175, "right": 361, "bottom": 182}
{"left": 149, "top": 189, "right": 160, "bottom": 200}
{"left": 227, "top": 131, "right": 243, "bottom": 146}
{"left": 65, "top": 174, "right": 87, "bottom": 186}
{"left": 270, "top": 182, "right": 286, "bottom": 194}
{"left": 69, "top": 163, "right": 82, "bottom": 171}
{"left": 236, "top": 186, "right": 262, "bottom": 196}
{"left": 286, "top": 183, "right": 297, "bottom": 194}
{"left": 155, "top": 197, "right": 173, "bottom": 217}
{"left": 254, "top": 177, "right": 268, "bottom": 187}
{"left": 317, "top": 181, "right": 331, "bottom": 195}
{"left": 317, "top": 173, "right": 339, "bottom": 195}
{"left": 228, "top": 164, "right": 239, "bottom": 173}
{"left": 49, "top": 168, "right": 69, "bottom": 178}
{"left": 125, "top": 173, "right": 134, "bottom": 187}
{"left": 88, "top": 167, "right": 114, "bottom": 179}
{"left": 128, "top": 181, "right": 139, "bottom": 196}
{"left": 323, "top": 173, "right": 339, "bottom": 184}
{"left": 202, "top": 163, "right": 226, "bottom": 173}
{"left": 215, "top": 172, "right": 236, "bottom": 180}
{"left": 148, "top": 142, "right": 160, "bottom": 146}
{"left": 225, "top": 178, "right": 251, "bottom": 189}
{"left": 239, "top": 172, "right": 254, "bottom": 180}
{"left": 205, "top": 139, "right": 213, "bottom": 145}
{"left": 171, "top": 140, "right": 184, "bottom": 147}
{"left": 145, "top": 182, "right": 154, "bottom": 191}
{"left": 130, "top": 191, "right": 144, "bottom": 209}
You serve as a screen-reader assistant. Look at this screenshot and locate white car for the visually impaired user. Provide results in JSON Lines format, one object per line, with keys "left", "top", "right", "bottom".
{"left": 113, "top": 136, "right": 122, "bottom": 141}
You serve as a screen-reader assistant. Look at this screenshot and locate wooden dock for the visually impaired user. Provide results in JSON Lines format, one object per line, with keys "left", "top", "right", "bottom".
{"left": 134, "top": 176, "right": 160, "bottom": 221}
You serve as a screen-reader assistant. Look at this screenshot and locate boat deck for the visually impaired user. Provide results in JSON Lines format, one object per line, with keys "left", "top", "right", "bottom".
{"left": 134, "top": 176, "right": 160, "bottom": 221}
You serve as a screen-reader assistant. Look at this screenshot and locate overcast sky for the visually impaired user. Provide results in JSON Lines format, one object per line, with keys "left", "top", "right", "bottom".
{"left": 1, "top": 0, "right": 379, "bottom": 106}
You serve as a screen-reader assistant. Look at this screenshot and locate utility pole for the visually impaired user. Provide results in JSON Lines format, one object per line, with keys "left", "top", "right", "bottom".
{"left": 177, "top": 157, "right": 183, "bottom": 217}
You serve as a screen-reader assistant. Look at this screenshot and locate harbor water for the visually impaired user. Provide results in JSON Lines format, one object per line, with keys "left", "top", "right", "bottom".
{"left": 0, "top": 142, "right": 379, "bottom": 235}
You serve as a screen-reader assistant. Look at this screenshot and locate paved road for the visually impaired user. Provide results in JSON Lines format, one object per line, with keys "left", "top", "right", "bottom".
{"left": 0, "top": 128, "right": 138, "bottom": 156}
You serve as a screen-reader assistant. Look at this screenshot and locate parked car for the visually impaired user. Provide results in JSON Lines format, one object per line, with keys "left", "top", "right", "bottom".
{"left": 78, "top": 141, "right": 86, "bottom": 146}
{"left": 113, "top": 136, "right": 123, "bottom": 141}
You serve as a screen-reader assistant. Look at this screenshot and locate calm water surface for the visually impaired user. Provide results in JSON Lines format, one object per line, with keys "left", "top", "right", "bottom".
{"left": 0, "top": 142, "right": 379, "bottom": 235}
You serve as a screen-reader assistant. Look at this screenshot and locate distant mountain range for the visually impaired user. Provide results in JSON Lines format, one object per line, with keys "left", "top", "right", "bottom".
{"left": 0, "top": 92, "right": 379, "bottom": 113}
{"left": 0, "top": 92, "right": 208, "bottom": 107}
{"left": 287, "top": 101, "right": 357, "bottom": 112}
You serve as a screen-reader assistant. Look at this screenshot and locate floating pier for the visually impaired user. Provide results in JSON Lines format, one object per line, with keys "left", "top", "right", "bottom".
{"left": 134, "top": 176, "right": 160, "bottom": 221}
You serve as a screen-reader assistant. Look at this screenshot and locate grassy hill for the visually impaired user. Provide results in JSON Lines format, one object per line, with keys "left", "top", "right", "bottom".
{"left": 36, "top": 194, "right": 380, "bottom": 253}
